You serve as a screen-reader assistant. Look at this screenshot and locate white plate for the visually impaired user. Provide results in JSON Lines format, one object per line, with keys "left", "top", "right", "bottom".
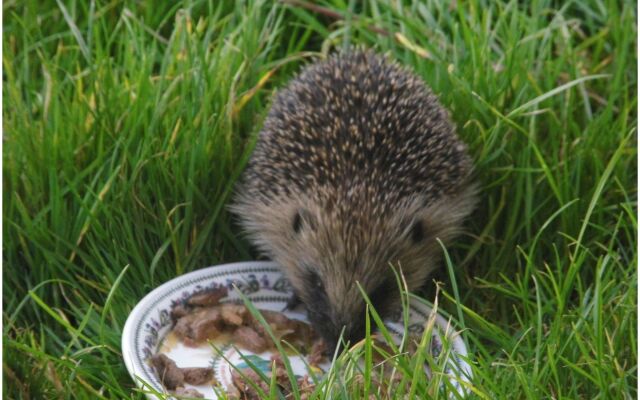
{"left": 122, "top": 261, "right": 472, "bottom": 398}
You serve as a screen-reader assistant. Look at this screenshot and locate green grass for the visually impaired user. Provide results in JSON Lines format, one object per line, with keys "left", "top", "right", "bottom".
{"left": 3, "top": 0, "right": 636, "bottom": 398}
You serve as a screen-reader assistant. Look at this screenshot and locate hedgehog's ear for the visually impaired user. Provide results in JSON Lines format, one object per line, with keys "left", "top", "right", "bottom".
{"left": 292, "top": 209, "right": 316, "bottom": 233}
{"left": 400, "top": 216, "right": 430, "bottom": 244}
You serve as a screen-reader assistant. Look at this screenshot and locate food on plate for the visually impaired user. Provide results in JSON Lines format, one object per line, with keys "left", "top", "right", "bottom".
{"left": 173, "top": 386, "right": 206, "bottom": 398}
{"left": 149, "top": 353, "right": 185, "bottom": 390}
{"left": 228, "top": 355, "right": 315, "bottom": 400}
{"left": 149, "top": 353, "right": 214, "bottom": 398}
{"left": 170, "top": 288, "right": 322, "bottom": 355}
{"left": 149, "top": 288, "right": 328, "bottom": 397}
{"left": 182, "top": 367, "right": 215, "bottom": 385}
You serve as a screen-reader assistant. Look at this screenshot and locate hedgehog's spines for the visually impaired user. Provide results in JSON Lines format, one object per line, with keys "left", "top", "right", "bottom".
{"left": 232, "top": 50, "right": 476, "bottom": 347}
{"left": 240, "top": 49, "right": 472, "bottom": 213}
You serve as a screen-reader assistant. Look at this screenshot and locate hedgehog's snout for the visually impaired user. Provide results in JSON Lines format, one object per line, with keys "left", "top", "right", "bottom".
{"left": 337, "top": 318, "right": 366, "bottom": 349}
{"left": 309, "top": 307, "right": 366, "bottom": 353}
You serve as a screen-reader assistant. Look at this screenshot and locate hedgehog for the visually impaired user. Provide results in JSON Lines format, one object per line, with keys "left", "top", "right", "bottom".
{"left": 232, "top": 50, "right": 477, "bottom": 350}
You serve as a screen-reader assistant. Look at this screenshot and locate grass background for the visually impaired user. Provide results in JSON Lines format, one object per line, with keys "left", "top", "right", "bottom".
{"left": 3, "top": 0, "right": 637, "bottom": 398}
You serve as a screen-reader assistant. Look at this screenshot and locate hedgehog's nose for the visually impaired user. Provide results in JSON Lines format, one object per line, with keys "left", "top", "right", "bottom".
{"left": 323, "top": 319, "right": 365, "bottom": 352}
{"left": 322, "top": 335, "right": 339, "bottom": 355}
{"left": 344, "top": 325, "right": 366, "bottom": 347}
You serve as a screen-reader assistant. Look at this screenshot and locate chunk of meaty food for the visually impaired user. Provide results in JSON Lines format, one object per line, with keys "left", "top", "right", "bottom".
{"left": 172, "top": 293, "right": 322, "bottom": 354}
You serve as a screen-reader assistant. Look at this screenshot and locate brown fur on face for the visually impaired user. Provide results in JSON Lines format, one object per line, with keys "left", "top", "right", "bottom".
{"left": 232, "top": 184, "right": 476, "bottom": 347}
{"left": 231, "top": 50, "right": 477, "bottom": 348}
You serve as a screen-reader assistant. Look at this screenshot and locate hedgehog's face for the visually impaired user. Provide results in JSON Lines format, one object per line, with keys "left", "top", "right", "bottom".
{"left": 236, "top": 188, "right": 474, "bottom": 351}
{"left": 278, "top": 195, "right": 464, "bottom": 351}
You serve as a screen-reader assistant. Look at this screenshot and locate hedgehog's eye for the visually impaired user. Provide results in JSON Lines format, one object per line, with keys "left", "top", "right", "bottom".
{"left": 304, "top": 269, "right": 325, "bottom": 291}
{"left": 410, "top": 220, "right": 425, "bottom": 243}
{"left": 312, "top": 273, "right": 324, "bottom": 290}
{"left": 292, "top": 209, "right": 316, "bottom": 233}
{"left": 293, "top": 212, "right": 303, "bottom": 233}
